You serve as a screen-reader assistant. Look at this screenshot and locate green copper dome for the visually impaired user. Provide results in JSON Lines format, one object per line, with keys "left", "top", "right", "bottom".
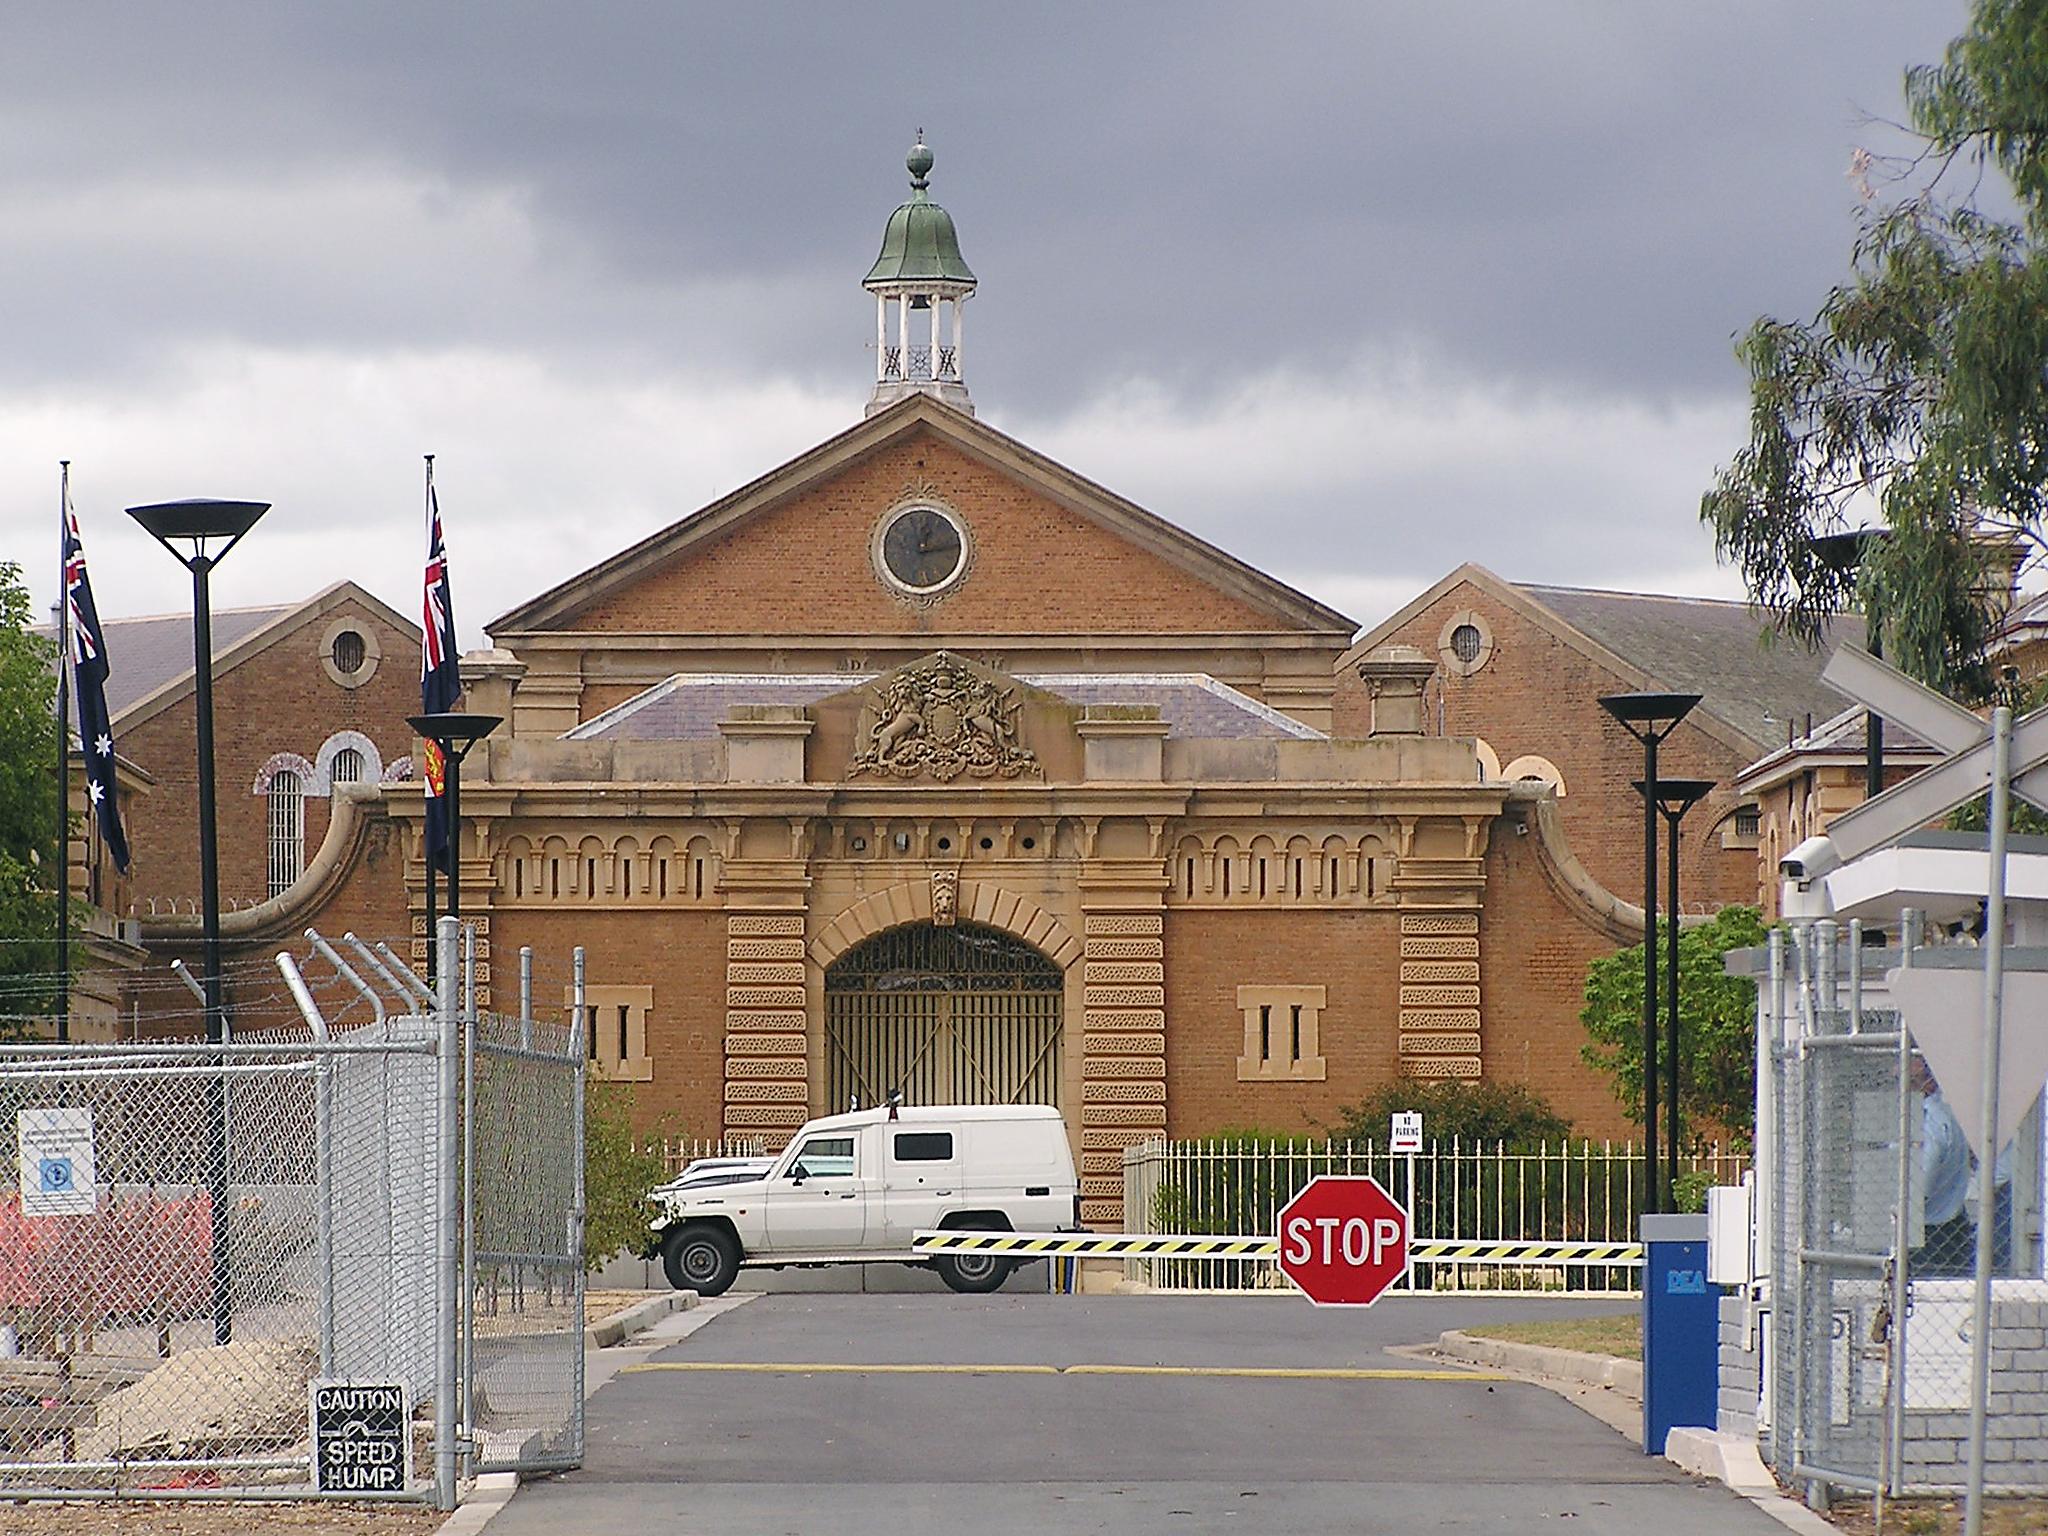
{"left": 864, "top": 138, "right": 975, "bottom": 288}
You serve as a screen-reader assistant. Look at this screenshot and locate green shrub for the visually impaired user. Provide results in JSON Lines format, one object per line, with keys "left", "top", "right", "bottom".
{"left": 1326, "top": 1079, "right": 1571, "bottom": 1148}
{"left": 582, "top": 1084, "right": 673, "bottom": 1272}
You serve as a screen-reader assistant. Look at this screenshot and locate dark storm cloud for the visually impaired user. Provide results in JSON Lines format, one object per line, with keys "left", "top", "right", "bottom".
{"left": 1, "top": 3, "right": 1966, "bottom": 406}
{"left": 0, "top": 3, "right": 1984, "bottom": 633}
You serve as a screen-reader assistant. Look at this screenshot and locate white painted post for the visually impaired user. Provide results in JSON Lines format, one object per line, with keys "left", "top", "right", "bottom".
{"left": 1889, "top": 906, "right": 1918, "bottom": 1498}
{"left": 929, "top": 292, "right": 941, "bottom": 375}
{"left": 897, "top": 295, "right": 909, "bottom": 380}
{"left": 1964, "top": 707, "right": 2012, "bottom": 1536}
{"left": 952, "top": 296, "right": 964, "bottom": 379}
{"left": 876, "top": 293, "right": 888, "bottom": 380}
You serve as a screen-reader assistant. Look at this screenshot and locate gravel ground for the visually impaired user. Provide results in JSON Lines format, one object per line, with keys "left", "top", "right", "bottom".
{"left": 0, "top": 1501, "right": 445, "bottom": 1534}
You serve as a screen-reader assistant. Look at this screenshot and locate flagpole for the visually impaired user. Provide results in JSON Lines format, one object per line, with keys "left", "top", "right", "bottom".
{"left": 423, "top": 454, "right": 438, "bottom": 983}
{"left": 54, "top": 462, "right": 70, "bottom": 1042}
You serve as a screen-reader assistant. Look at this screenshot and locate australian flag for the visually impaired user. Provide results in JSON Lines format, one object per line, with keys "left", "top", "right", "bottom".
{"left": 421, "top": 471, "right": 460, "bottom": 875}
{"left": 64, "top": 499, "right": 129, "bottom": 872}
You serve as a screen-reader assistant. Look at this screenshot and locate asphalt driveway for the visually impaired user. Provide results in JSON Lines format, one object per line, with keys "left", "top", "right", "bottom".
{"left": 486, "top": 1291, "right": 1784, "bottom": 1535}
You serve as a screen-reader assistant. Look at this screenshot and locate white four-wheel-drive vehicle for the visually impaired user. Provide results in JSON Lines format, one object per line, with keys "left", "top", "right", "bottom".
{"left": 647, "top": 1104, "right": 1079, "bottom": 1296}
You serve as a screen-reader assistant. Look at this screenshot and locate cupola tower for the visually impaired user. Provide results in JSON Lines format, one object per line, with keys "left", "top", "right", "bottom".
{"left": 864, "top": 136, "right": 975, "bottom": 417}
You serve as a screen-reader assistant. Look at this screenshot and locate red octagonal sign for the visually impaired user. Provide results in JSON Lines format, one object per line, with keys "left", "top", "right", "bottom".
{"left": 1277, "top": 1174, "right": 1411, "bottom": 1306}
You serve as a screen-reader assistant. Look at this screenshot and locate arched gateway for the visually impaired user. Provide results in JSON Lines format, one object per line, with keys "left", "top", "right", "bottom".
{"left": 824, "top": 921, "right": 1063, "bottom": 1111}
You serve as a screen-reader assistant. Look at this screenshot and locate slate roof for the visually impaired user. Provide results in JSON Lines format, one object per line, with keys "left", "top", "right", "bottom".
{"left": 1737, "top": 703, "right": 1946, "bottom": 789}
{"left": 36, "top": 604, "right": 295, "bottom": 719}
{"left": 1519, "top": 584, "right": 1865, "bottom": 754}
{"left": 568, "top": 672, "right": 1324, "bottom": 743}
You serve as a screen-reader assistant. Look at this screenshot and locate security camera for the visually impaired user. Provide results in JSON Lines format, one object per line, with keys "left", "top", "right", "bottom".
{"left": 1780, "top": 834, "right": 1841, "bottom": 888}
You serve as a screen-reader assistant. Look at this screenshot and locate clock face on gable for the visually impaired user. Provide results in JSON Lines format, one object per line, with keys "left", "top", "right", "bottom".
{"left": 877, "top": 504, "right": 969, "bottom": 595}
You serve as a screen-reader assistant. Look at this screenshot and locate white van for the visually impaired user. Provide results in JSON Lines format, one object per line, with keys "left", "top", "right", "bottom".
{"left": 646, "top": 1104, "right": 1079, "bottom": 1295}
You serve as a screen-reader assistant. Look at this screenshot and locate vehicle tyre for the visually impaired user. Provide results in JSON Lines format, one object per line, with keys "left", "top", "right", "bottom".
{"left": 663, "top": 1223, "right": 741, "bottom": 1296}
{"left": 934, "top": 1222, "right": 1014, "bottom": 1295}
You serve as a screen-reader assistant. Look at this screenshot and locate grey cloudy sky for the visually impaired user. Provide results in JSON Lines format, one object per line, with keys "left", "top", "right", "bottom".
{"left": 1, "top": 3, "right": 1971, "bottom": 646}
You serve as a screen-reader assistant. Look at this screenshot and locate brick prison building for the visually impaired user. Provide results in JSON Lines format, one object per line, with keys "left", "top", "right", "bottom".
{"left": 120, "top": 142, "right": 1854, "bottom": 1225}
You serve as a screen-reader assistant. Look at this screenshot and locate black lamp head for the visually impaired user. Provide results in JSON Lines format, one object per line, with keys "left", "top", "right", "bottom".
{"left": 1810, "top": 527, "right": 1887, "bottom": 573}
{"left": 1633, "top": 777, "right": 1717, "bottom": 819}
{"left": 126, "top": 498, "right": 269, "bottom": 544}
{"left": 1598, "top": 691, "right": 1703, "bottom": 740}
{"left": 408, "top": 711, "right": 502, "bottom": 748}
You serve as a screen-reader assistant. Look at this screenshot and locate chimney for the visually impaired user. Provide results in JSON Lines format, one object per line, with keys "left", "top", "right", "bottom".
{"left": 1356, "top": 645, "right": 1438, "bottom": 737}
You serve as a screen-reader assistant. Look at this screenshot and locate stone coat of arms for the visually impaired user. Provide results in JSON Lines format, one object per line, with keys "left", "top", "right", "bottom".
{"left": 848, "top": 653, "right": 1040, "bottom": 782}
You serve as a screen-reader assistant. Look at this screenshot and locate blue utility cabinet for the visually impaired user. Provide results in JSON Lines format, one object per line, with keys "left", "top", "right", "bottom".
{"left": 1642, "top": 1213, "right": 1716, "bottom": 1454}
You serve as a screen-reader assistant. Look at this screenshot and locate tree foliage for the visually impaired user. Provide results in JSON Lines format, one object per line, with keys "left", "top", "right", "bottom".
{"left": 1701, "top": 0, "right": 2048, "bottom": 699}
{"left": 581, "top": 1083, "right": 673, "bottom": 1272}
{"left": 0, "top": 561, "right": 63, "bottom": 1039}
{"left": 1579, "top": 905, "right": 1768, "bottom": 1142}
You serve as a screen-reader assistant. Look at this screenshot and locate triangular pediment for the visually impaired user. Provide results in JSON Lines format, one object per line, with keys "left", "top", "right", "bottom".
{"left": 488, "top": 396, "right": 1355, "bottom": 639}
{"left": 809, "top": 651, "right": 1081, "bottom": 783}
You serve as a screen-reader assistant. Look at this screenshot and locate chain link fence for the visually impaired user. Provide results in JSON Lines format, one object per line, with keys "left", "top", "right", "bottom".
{"left": 1761, "top": 919, "right": 2048, "bottom": 1498}
{"left": 466, "top": 1007, "right": 584, "bottom": 1473}
{"left": 0, "top": 920, "right": 588, "bottom": 1507}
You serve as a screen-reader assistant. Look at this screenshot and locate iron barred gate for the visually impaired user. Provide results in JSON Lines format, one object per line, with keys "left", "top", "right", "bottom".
{"left": 825, "top": 922, "right": 1062, "bottom": 1111}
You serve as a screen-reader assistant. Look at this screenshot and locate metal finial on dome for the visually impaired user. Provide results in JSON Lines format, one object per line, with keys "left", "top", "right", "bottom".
{"left": 907, "top": 134, "right": 933, "bottom": 190}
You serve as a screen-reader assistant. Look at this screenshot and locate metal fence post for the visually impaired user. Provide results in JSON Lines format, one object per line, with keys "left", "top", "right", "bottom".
{"left": 435, "top": 916, "right": 460, "bottom": 1512}
{"left": 1965, "top": 707, "right": 2013, "bottom": 1536}
{"left": 1890, "top": 907, "right": 1918, "bottom": 1497}
{"left": 461, "top": 923, "right": 477, "bottom": 1481}
{"left": 569, "top": 945, "right": 588, "bottom": 1455}
{"left": 519, "top": 945, "right": 534, "bottom": 1052}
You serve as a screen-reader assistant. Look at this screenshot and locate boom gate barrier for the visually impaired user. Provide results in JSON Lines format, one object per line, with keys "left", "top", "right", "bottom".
{"left": 914, "top": 1230, "right": 1643, "bottom": 1265}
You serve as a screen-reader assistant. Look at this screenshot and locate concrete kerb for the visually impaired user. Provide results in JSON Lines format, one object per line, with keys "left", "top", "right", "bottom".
{"left": 1429, "top": 1330, "right": 1836, "bottom": 1536}
{"left": 1435, "top": 1328, "right": 1643, "bottom": 1395}
{"left": 436, "top": 1472, "right": 519, "bottom": 1536}
{"left": 585, "top": 1288, "right": 698, "bottom": 1348}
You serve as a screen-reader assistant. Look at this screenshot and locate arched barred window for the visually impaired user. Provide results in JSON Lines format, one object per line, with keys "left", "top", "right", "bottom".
{"left": 267, "top": 769, "right": 304, "bottom": 896}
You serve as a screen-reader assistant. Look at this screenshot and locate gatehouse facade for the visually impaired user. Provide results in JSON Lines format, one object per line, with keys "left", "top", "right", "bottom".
{"left": 140, "top": 142, "right": 1669, "bottom": 1226}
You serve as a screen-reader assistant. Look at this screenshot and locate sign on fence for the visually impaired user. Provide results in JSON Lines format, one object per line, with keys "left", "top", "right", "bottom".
{"left": 311, "top": 1380, "right": 410, "bottom": 1493}
{"left": 16, "top": 1107, "right": 94, "bottom": 1216}
{"left": 1389, "top": 1111, "right": 1422, "bottom": 1155}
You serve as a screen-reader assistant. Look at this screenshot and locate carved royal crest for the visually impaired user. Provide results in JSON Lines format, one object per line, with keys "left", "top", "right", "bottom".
{"left": 848, "top": 652, "right": 1040, "bottom": 783}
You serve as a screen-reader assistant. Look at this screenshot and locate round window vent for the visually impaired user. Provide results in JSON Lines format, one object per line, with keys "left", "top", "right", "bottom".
{"left": 1449, "top": 624, "right": 1484, "bottom": 665}
{"left": 331, "top": 629, "right": 367, "bottom": 676}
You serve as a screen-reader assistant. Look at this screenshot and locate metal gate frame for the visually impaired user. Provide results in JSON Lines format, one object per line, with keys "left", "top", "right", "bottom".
{"left": 461, "top": 932, "right": 586, "bottom": 1476}
{"left": 1776, "top": 919, "right": 1907, "bottom": 1494}
{"left": 825, "top": 922, "right": 1062, "bottom": 1110}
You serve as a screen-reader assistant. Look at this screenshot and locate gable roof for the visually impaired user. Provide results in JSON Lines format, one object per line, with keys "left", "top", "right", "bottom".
{"left": 568, "top": 670, "right": 1323, "bottom": 743}
{"left": 1342, "top": 562, "right": 1863, "bottom": 759}
{"left": 1736, "top": 702, "right": 1946, "bottom": 795}
{"left": 489, "top": 394, "right": 1356, "bottom": 638}
{"left": 99, "top": 582, "right": 419, "bottom": 733}
{"left": 37, "top": 603, "right": 294, "bottom": 719}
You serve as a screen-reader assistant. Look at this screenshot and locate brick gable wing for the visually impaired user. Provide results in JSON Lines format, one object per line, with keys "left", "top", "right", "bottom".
{"left": 490, "top": 399, "right": 1354, "bottom": 641}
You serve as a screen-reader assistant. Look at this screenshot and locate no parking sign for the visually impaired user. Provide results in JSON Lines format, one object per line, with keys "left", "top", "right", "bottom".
{"left": 17, "top": 1107, "right": 95, "bottom": 1216}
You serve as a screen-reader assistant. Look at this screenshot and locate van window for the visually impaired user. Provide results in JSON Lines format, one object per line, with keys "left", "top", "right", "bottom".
{"left": 788, "top": 1135, "right": 856, "bottom": 1180}
{"left": 892, "top": 1131, "right": 954, "bottom": 1162}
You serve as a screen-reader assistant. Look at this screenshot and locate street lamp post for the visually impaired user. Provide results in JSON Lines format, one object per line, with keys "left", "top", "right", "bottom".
{"left": 1812, "top": 529, "right": 1888, "bottom": 799}
{"left": 1639, "top": 777, "right": 1716, "bottom": 1210}
{"left": 127, "top": 497, "right": 269, "bottom": 1345}
{"left": 1598, "top": 691, "right": 1701, "bottom": 1216}
{"left": 407, "top": 712, "right": 501, "bottom": 922}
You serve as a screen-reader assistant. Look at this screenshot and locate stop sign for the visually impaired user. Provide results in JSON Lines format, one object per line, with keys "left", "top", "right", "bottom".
{"left": 1276, "top": 1175, "right": 1411, "bottom": 1306}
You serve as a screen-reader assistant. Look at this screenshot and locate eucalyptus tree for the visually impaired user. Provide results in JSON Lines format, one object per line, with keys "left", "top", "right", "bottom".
{"left": 1702, "top": 0, "right": 2048, "bottom": 701}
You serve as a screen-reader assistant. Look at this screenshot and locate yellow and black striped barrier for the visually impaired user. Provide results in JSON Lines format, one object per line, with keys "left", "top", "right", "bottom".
{"left": 912, "top": 1230, "right": 1642, "bottom": 1265}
